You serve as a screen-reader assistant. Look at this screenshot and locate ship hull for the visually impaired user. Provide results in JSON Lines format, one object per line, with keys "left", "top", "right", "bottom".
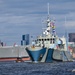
{"left": 53, "top": 49, "right": 72, "bottom": 61}
{"left": 26, "top": 47, "right": 46, "bottom": 62}
{"left": 0, "top": 46, "right": 30, "bottom": 61}
{"left": 45, "top": 48, "right": 54, "bottom": 62}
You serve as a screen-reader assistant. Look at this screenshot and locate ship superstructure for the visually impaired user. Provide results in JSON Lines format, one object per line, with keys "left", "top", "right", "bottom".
{"left": 36, "top": 16, "right": 57, "bottom": 49}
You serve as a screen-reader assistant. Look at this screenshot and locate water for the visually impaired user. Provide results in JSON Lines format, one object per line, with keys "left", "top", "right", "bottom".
{"left": 0, "top": 61, "right": 75, "bottom": 75}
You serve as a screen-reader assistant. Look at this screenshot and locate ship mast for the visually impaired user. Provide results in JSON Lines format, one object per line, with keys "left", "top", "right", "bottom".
{"left": 43, "top": 3, "right": 52, "bottom": 36}
{"left": 48, "top": 3, "right": 49, "bottom": 17}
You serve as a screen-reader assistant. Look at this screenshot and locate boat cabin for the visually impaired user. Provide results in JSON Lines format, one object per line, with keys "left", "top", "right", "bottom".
{"left": 36, "top": 36, "right": 56, "bottom": 48}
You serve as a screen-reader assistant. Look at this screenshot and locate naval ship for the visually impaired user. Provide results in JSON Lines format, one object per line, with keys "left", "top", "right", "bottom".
{"left": 26, "top": 4, "right": 72, "bottom": 63}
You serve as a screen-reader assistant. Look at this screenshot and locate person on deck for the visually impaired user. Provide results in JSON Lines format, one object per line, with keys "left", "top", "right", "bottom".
{"left": 32, "top": 40, "right": 35, "bottom": 47}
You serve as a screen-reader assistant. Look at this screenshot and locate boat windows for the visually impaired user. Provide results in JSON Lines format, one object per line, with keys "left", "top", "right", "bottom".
{"left": 38, "top": 38, "right": 55, "bottom": 44}
{"left": 50, "top": 38, "right": 55, "bottom": 44}
{"left": 38, "top": 39, "right": 41, "bottom": 41}
{"left": 53, "top": 38, "right": 55, "bottom": 43}
{"left": 42, "top": 39, "right": 44, "bottom": 41}
{"left": 47, "top": 39, "right": 49, "bottom": 41}
{"left": 45, "top": 39, "right": 46, "bottom": 41}
{"left": 50, "top": 39, "right": 52, "bottom": 43}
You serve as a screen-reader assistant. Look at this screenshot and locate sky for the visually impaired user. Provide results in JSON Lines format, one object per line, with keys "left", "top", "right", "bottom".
{"left": 0, "top": 0, "right": 75, "bottom": 45}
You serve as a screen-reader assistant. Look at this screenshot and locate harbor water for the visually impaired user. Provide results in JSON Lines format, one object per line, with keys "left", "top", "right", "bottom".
{"left": 0, "top": 61, "right": 75, "bottom": 75}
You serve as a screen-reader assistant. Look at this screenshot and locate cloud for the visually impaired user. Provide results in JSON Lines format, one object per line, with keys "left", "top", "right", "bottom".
{"left": 66, "top": 21, "right": 75, "bottom": 28}
{"left": 0, "top": 0, "right": 75, "bottom": 45}
{"left": 64, "top": 12, "right": 75, "bottom": 28}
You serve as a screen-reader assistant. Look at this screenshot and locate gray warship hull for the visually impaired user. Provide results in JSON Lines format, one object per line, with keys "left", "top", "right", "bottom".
{"left": 0, "top": 46, "right": 29, "bottom": 59}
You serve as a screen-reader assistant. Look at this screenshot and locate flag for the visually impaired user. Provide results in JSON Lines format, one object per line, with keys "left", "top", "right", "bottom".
{"left": 50, "top": 22, "right": 54, "bottom": 26}
{"left": 52, "top": 25, "right": 55, "bottom": 29}
{"left": 52, "top": 29, "right": 55, "bottom": 33}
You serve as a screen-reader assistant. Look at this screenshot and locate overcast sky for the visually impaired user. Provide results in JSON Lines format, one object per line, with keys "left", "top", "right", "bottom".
{"left": 0, "top": 0, "right": 75, "bottom": 45}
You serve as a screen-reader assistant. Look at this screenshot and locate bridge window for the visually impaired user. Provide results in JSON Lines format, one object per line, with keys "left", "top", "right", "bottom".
{"left": 42, "top": 39, "right": 44, "bottom": 41}
{"left": 45, "top": 39, "right": 46, "bottom": 41}
{"left": 50, "top": 39, "right": 52, "bottom": 43}
{"left": 38, "top": 39, "right": 41, "bottom": 41}
{"left": 47, "top": 39, "right": 49, "bottom": 41}
{"left": 53, "top": 38, "right": 55, "bottom": 43}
